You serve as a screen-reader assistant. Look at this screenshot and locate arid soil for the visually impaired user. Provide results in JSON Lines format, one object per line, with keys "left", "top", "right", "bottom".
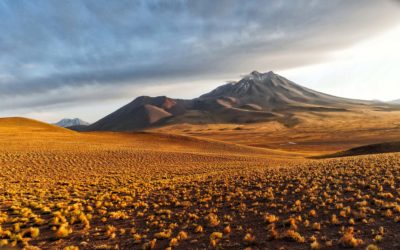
{"left": 1, "top": 117, "right": 399, "bottom": 249}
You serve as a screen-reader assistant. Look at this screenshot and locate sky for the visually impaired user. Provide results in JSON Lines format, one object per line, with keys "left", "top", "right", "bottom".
{"left": 0, "top": 0, "right": 400, "bottom": 123}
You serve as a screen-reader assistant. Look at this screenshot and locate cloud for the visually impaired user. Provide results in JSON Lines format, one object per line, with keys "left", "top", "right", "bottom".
{"left": 0, "top": 0, "right": 400, "bottom": 115}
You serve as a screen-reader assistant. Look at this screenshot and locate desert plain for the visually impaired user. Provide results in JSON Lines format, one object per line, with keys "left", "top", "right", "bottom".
{"left": 1, "top": 107, "right": 400, "bottom": 250}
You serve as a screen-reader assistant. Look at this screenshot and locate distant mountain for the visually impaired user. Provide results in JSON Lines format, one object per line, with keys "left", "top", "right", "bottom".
{"left": 390, "top": 99, "right": 400, "bottom": 104}
{"left": 87, "top": 96, "right": 183, "bottom": 131}
{"left": 85, "top": 71, "right": 392, "bottom": 132}
{"left": 54, "top": 118, "right": 90, "bottom": 128}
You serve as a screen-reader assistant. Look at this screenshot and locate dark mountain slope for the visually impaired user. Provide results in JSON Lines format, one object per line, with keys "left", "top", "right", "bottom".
{"left": 314, "top": 141, "right": 400, "bottom": 159}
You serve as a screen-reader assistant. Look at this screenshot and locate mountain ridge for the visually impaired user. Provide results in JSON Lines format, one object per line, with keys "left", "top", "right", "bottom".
{"left": 54, "top": 118, "right": 90, "bottom": 128}
{"left": 83, "top": 71, "right": 393, "bottom": 132}
{"left": 390, "top": 99, "right": 400, "bottom": 104}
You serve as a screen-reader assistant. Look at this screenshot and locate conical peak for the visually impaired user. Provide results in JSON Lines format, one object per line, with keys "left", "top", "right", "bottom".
{"left": 250, "top": 70, "right": 274, "bottom": 75}
{"left": 250, "top": 70, "right": 262, "bottom": 76}
{"left": 246, "top": 70, "right": 276, "bottom": 80}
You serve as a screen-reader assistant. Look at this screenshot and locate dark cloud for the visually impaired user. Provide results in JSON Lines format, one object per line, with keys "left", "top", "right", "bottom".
{"left": 0, "top": 0, "right": 399, "bottom": 111}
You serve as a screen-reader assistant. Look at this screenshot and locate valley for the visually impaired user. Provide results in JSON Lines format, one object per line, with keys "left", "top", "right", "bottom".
{"left": 154, "top": 110, "right": 400, "bottom": 153}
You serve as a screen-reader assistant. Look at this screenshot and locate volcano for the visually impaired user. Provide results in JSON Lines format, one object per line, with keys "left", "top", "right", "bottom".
{"left": 85, "top": 71, "right": 386, "bottom": 131}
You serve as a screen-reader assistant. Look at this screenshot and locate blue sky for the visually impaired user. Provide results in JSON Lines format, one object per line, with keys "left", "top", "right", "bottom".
{"left": 1, "top": 0, "right": 400, "bottom": 122}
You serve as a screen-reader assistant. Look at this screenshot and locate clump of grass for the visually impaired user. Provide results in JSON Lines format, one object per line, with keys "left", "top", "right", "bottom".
{"left": 223, "top": 225, "right": 231, "bottom": 234}
{"left": 63, "top": 246, "right": 79, "bottom": 250}
{"left": 0, "top": 239, "right": 8, "bottom": 247}
{"left": 142, "top": 238, "right": 157, "bottom": 250}
{"left": 205, "top": 213, "right": 220, "bottom": 227}
{"left": 266, "top": 224, "right": 279, "bottom": 241}
{"left": 243, "top": 233, "right": 256, "bottom": 245}
{"left": 312, "top": 222, "right": 321, "bottom": 231}
{"left": 109, "top": 211, "right": 129, "bottom": 220}
{"left": 310, "top": 240, "right": 320, "bottom": 249}
{"left": 331, "top": 214, "right": 340, "bottom": 225}
{"left": 264, "top": 214, "right": 278, "bottom": 224}
{"left": 106, "top": 225, "right": 116, "bottom": 239}
{"left": 194, "top": 225, "right": 203, "bottom": 233}
{"left": 366, "top": 244, "right": 379, "bottom": 250}
{"left": 374, "top": 234, "right": 383, "bottom": 243}
{"left": 133, "top": 233, "right": 142, "bottom": 244}
{"left": 56, "top": 223, "right": 72, "bottom": 238}
{"left": 27, "top": 227, "right": 40, "bottom": 238}
{"left": 168, "top": 237, "right": 179, "bottom": 247}
{"left": 339, "top": 227, "right": 363, "bottom": 248}
{"left": 209, "top": 232, "right": 223, "bottom": 247}
{"left": 154, "top": 230, "right": 172, "bottom": 239}
{"left": 283, "top": 230, "right": 305, "bottom": 243}
{"left": 177, "top": 231, "right": 188, "bottom": 240}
